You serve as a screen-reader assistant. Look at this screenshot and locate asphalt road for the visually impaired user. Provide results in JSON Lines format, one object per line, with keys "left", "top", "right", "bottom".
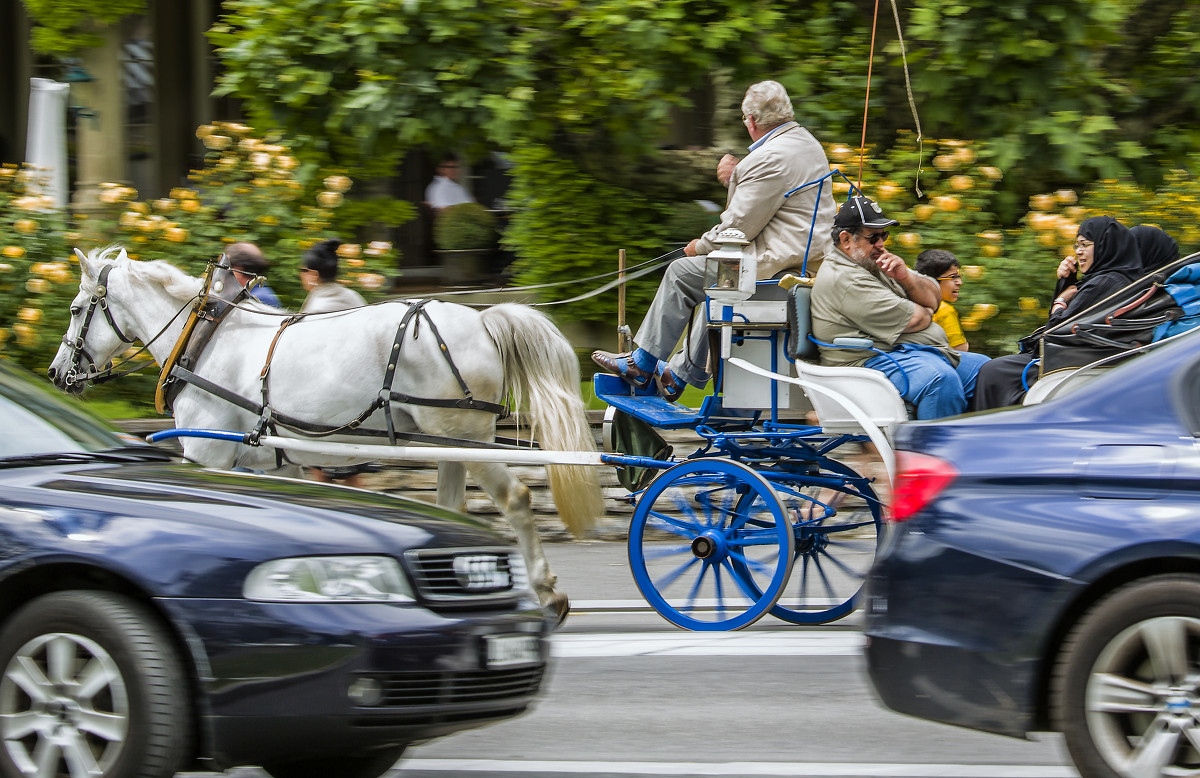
{"left": 189, "top": 540, "right": 1078, "bottom": 778}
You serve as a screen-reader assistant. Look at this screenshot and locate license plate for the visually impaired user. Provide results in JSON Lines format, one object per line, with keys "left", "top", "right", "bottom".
{"left": 484, "top": 634, "right": 541, "bottom": 668}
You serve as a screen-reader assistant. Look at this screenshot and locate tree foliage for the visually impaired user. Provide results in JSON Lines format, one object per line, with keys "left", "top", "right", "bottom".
{"left": 19, "top": 0, "right": 145, "bottom": 56}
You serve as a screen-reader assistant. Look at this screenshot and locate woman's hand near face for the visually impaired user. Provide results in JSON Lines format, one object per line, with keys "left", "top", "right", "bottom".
{"left": 1057, "top": 255, "right": 1078, "bottom": 279}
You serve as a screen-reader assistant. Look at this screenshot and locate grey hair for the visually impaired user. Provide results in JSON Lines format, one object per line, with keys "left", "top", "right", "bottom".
{"left": 741, "top": 80, "right": 795, "bottom": 130}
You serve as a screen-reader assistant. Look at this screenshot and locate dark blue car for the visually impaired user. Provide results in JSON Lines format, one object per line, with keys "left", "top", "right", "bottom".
{"left": 864, "top": 329, "right": 1200, "bottom": 778}
{"left": 0, "top": 361, "right": 549, "bottom": 778}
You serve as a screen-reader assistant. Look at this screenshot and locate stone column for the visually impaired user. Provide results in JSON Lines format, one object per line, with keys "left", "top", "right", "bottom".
{"left": 70, "top": 22, "right": 127, "bottom": 215}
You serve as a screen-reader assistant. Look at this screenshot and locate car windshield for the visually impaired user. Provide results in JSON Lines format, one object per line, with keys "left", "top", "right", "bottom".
{"left": 0, "top": 361, "right": 142, "bottom": 458}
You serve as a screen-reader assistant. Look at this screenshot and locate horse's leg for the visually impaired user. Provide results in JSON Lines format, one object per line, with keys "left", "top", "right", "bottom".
{"left": 436, "top": 462, "right": 468, "bottom": 513}
{"left": 466, "top": 461, "right": 568, "bottom": 625}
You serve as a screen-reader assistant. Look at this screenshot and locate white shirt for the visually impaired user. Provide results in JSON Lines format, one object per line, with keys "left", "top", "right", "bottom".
{"left": 425, "top": 176, "right": 474, "bottom": 210}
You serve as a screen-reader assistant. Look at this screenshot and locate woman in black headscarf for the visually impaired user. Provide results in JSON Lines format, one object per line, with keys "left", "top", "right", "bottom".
{"left": 1131, "top": 224, "right": 1180, "bottom": 274}
{"left": 972, "top": 216, "right": 1143, "bottom": 410}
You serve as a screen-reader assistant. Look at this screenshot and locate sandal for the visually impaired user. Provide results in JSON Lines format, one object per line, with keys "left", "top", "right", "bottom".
{"left": 591, "top": 350, "right": 652, "bottom": 390}
{"left": 654, "top": 361, "right": 686, "bottom": 403}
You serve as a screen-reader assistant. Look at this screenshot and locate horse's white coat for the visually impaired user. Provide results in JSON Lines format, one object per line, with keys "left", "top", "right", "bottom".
{"left": 48, "top": 248, "right": 603, "bottom": 614}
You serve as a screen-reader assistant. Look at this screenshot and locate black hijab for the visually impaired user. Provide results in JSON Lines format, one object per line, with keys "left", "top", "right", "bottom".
{"left": 1131, "top": 225, "right": 1179, "bottom": 274}
{"left": 1051, "top": 216, "right": 1142, "bottom": 323}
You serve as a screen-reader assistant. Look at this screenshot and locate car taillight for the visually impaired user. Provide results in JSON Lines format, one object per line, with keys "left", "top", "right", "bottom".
{"left": 890, "top": 451, "right": 958, "bottom": 522}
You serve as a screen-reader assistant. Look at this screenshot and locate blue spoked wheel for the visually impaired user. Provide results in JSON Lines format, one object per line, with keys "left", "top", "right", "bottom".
{"left": 628, "top": 459, "right": 794, "bottom": 631}
{"left": 732, "top": 457, "right": 882, "bottom": 624}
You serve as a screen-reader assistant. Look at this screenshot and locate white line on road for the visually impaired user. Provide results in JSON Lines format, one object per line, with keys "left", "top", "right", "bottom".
{"left": 552, "top": 630, "right": 865, "bottom": 657}
{"left": 396, "top": 758, "right": 1076, "bottom": 776}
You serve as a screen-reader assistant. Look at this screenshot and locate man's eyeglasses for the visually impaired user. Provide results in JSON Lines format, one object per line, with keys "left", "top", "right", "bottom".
{"left": 859, "top": 230, "right": 889, "bottom": 245}
{"left": 1074, "top": 239, "right": 1094, "bottom": 250}
{"left": 937, "top": 273, "right": 962, "bottom": 281}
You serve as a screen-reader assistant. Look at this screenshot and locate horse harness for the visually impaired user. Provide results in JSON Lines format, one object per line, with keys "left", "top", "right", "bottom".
{"left": 156, "top": 270, "right": 510, "bottom": 452}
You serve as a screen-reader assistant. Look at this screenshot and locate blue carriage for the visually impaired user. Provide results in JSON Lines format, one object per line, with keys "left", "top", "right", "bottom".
{"left": 594, "top": 229, "right": 908, "bottom": 631}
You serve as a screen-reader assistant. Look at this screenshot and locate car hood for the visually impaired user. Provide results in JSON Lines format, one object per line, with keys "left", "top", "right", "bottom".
{"left": 0, "top": 461, "right": 508, "bottom": 597}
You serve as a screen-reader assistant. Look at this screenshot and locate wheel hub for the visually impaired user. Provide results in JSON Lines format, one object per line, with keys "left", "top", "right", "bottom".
{"left": 691, "top": 531, "right": 726, "bottom": 560}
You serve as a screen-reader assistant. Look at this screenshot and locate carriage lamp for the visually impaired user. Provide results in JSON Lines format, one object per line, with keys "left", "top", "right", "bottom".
{"left": 704, "top": 229, "right": 755, "bottom": 301}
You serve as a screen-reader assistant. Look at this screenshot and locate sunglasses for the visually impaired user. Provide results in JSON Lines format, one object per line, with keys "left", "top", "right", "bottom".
{"left": 860, "top": 230, "right": 889, "bottom": 245}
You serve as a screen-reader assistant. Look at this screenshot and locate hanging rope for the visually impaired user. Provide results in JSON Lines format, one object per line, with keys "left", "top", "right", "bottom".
{"left": 890, "top": 0, "right": 924, "bottom": 197}
{"left": 858, "top": 0, "right": 925, "bottom": 197}
{"left": 857, "top": 0, "right": 881, "bottom": 190}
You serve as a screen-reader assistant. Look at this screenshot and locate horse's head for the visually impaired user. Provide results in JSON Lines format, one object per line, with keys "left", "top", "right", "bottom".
{"left": 47, "top": 247, "right": 137, "bottom": 394}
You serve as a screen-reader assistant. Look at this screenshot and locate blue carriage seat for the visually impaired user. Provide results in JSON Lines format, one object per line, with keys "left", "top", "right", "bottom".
{"left": 781, "top": 278, "right": 908, "bottom": 439}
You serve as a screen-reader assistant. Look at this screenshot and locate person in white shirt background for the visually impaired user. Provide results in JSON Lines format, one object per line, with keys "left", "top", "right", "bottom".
{"left": 424, "top": 154, "right": 474, "bottom": 212}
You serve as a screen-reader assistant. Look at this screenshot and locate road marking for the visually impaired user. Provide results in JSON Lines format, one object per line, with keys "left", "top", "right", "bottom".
{"left": 397, "top": 758, "right": 1076, "bottom": 776}
{"left": 552, "top": 630, "right": 864, "bottom": 657}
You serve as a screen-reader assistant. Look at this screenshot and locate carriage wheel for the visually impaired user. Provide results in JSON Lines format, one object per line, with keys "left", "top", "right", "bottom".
{"left": 628, "top": 459, "right": 793, "bottom": 631}
{"left": 731, "top": 458, "right": 882, "bottom": 625}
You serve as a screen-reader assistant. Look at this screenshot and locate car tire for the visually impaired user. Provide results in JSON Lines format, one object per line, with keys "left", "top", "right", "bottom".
{"left": 1053, "top": 574, "right": 1200, "bottom": 778}
{"left": 261, "top": 745, "right": 407, "bottom": 778}
{"left": 0, "top": 590, "right": 190, "bottom": 778}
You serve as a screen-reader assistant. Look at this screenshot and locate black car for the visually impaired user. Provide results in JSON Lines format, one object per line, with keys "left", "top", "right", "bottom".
{"left": 864, "top": 329, "right": 1200, "bottom": 778}
{"left": 0, "top": 360, "right": 549, "bottom": 778}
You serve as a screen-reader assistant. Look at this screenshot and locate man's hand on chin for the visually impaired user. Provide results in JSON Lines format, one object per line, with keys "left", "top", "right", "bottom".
{"left": 876, "top": 251, "right": 908, "bottom": 280}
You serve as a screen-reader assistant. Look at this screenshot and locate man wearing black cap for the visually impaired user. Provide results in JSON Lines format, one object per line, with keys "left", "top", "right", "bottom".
{"left": 811, "top": 195, "right": 990, "bottom": 418}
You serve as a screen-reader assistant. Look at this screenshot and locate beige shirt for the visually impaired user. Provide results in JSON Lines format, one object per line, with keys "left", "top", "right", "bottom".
{"left": 811, "top": 247, "right": 957, "bottom": 367}
{"left": 300, "top": 282, "right": 366, "bottom": 314}
{"left": 692, "top": 123, "right": 837, "bottom": 279}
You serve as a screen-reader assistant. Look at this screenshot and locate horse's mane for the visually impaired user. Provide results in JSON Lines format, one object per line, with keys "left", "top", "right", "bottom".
{"left": 82, "top": 246, "right": 204, "bottom": 300}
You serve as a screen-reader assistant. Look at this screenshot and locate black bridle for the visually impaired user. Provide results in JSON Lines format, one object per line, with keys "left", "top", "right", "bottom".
{"left": 59, "top": 264, "right": 194, "bottom": 388}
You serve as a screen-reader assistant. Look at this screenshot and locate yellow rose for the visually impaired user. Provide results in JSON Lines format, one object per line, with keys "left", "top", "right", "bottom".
{"left": 961, "top": 265, "right": 985, "bottom": 280}
{"left": 913, "top": 204, "right": 936, "bottom": 221}
{"left": 17, "top": 308, "right": 41, "bottom": 324}
{"left": 324, "top": 175, "right": 352, "bottom": 193}
{"left": 2, "top": 246, "right": 25, "bottom": 258}
{"left": 316, "top": 191, "right": 343, "bottom": 208}
{"left": 897, "top": 232, "right": 922, "bottom": 249}
{"left": 14, "top": 219, "right": 37, "bottom": 234}
{"left": 1030, "top": 194, "right": 1056, "bottom": 211}
{"left": 949, "top": 175, "right": 973, "bottom": 191}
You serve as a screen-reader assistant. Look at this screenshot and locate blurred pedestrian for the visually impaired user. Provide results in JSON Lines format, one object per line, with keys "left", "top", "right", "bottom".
{"left": 226, "top": 242, "right": 281, "bottom": 307}
{"left": 424, "top": 154, "right": 474, "bottom": 214}
{"left": 299, "top": 238, "right": 374, "bottom": 487}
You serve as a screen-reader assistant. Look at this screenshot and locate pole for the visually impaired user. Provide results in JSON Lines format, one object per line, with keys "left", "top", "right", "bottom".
{"left": 617, "top": 248, "right": 629, "bottom": 351}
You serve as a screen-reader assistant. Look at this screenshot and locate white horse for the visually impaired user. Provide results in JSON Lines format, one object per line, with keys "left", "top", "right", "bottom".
{"left": 48, "top": 247, "right": 603, "bottom": 620}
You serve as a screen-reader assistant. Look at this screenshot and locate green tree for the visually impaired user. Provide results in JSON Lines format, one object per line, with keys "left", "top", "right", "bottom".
{"left": 19, "top": 0, "right": 145, "bottom": 56}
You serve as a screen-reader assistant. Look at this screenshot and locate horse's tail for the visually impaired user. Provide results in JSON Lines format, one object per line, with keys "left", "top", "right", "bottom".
{"left": 480, "top": 304, "right": 603, "bottom": 538}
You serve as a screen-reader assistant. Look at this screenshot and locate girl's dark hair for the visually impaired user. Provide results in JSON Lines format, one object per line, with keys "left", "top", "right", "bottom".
{"left": 303, "top": 239, "right": 342, "bottom": 282}
{"left": 915, "top": 249, "right": 959, "bottom": 279}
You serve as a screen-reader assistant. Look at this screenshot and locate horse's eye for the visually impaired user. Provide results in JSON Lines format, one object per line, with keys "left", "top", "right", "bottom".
{"left": 70, "top": 307, "right": 81, "bottom": 316}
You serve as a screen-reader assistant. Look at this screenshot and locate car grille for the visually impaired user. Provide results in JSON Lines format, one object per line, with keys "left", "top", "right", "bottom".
{"left": 404, "top": 547, "right": 528, "bottom": 601}
{"left": 378, "top": 666, "right": 545, "bottom": 707}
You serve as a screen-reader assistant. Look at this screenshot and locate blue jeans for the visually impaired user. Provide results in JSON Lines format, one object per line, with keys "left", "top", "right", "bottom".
{"left": 865, "top": 346, "right": 990, "bottom": 419}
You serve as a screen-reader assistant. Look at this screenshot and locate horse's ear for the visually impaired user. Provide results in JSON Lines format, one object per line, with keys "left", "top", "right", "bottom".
{"left": 73, "top": 248, "right": 95, "bottom": 279}
{"left": 116, "top": 247, "right": 130, "bottom": 263}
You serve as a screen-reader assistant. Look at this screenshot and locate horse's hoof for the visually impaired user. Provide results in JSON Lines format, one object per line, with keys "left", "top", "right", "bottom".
{"left": 543, "top": 592, "right": 570, "bottom": 628}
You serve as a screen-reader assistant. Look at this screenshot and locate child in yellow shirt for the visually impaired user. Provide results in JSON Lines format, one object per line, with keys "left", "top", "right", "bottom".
{"left": 915, "top": 249, "right": 969, "bottom": 351}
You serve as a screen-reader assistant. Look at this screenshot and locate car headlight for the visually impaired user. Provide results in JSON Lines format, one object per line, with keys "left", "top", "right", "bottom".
{"left": 244, "top": 556, "right": 415, "bottom": 603}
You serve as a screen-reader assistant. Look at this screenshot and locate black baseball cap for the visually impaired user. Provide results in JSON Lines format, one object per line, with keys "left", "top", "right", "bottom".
{"left": 833, "top": 195, "right": 899, "bottom": 230}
